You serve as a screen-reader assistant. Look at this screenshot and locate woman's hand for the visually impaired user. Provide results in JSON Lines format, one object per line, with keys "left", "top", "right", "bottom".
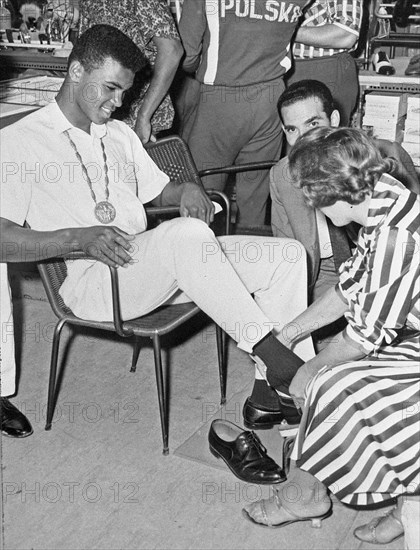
{"left": 289, "top": 362, "right": 321, "bottom": 409}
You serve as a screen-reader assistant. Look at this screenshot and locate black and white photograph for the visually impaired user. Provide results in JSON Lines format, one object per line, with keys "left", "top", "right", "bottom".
{"left": 0, "top": 1, "right": 419, "bottom": 549}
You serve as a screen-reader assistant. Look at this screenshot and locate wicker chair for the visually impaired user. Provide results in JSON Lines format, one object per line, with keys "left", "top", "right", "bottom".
{"left": 39, "top": 136, "right": 230, "bottom": 455}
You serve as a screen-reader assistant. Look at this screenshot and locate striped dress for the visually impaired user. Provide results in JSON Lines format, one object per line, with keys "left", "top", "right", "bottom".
{"left": 292, "top": 174, "right": 420, "bottom": 506}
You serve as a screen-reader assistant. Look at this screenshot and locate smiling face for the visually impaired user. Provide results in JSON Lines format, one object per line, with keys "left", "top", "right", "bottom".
{"left": 67, "top": 56, "right": 135, "bottom": 132}
{"left": 281, "top": 96, "right": 340, "bottom": 146}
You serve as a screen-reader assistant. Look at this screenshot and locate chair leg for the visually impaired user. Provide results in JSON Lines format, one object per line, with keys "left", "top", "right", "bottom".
{"left": 152, "top": 334, "right": 169, "bottom": 455}
{"left": 45, "top": 319, "right": 67, "bottom": 430}
{"left": 216, "top": 325, "right": 227, "bottom": 405}
{"left": 131, "top": 338, "right": 141, "bottom": 372}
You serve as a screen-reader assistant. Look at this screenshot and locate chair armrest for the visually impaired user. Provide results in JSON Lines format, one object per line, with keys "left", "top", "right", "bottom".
{"left": 146, "top": 189, "right": 231, "bottom": 235}
{"left": 199, "top": 160, "right": 276, "bottom": 178}
{"left": 145, "top": 205, "right": 180, "bottom": 217}
{"left": 207, "top": 189, "right": 231, "bottom": 235}
{"left": 60, "top": 251, "right": 97, "bottom": 261}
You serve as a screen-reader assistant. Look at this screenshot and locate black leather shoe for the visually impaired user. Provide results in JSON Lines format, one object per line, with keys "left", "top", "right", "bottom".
{"left": 208, "top": 419, "right": 286, "bottom": 484}
{"left": 0, "top": 398, "right": 33, "bottom": 438}
{"left": 243, "top": 398, "right": 286, "bottom": 430}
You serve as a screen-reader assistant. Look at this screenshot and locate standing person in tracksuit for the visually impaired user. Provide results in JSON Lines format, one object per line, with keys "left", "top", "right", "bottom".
{"left": 178, "top": 0, "right": 309, "bottom": 228}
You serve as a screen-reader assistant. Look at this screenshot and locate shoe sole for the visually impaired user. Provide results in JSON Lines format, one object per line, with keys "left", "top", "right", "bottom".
{"left": 241, "top": 507, "right": 331, "bottom": 528}
{"left": 244, "top": 419, "right": 301, "bottom": 431}
{"left": 243, "top": 420, "right": 282, "bottom": 430}
{"left": 209, "top": 445, "right": 286, "bottom": 485}
{"left": 353, "top": 531, "right": 403, "bottom": 544}
{"left": 1, "top": 429, "right": 33, "bottom": 438}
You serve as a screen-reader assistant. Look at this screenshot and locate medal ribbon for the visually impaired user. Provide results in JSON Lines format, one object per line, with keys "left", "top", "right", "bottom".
{"left": 64, "top": 129, "right": 111, "bottom": 206}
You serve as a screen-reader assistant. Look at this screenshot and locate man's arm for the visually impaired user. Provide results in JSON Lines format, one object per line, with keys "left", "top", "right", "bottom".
{"left": 295, "top": 25, "right": 358, "bottom": 49}
{"left": 134, "top": 36, "right": 183, "bottom": 144}
{"left": 150, "top": 180, "right": 215, "bottom": 225}
{"left": 0, "top": 218, "right": 135, "bottom": 268}
{"left": 295, "top": 0, "right": 362, "bottom": 49}
{"left": 179, "top": 0, "right": 206, "bottom": 73}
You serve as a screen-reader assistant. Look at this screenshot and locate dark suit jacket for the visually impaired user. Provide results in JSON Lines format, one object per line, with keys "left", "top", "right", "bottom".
{"left": 270, "top": 157, "right": 321, "bottom": 291}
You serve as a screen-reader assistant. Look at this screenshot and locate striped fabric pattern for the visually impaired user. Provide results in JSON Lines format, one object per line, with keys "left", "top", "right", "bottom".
{"left": 338, "top": 175, "right": 420, "bottom": 360}
{"left": 294, "top": 360, "right": 420, "bottom": 506}
{"left": 293, "top": 0, "right": 362, "bottom": 59}
{"left": 291, "top": 176, "right": 419, "bottom": 506}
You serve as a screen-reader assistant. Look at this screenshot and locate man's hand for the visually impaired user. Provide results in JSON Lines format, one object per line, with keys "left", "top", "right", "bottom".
{"left": 180, "top": 182, "right": 215, "bottom": 225}
{"left": 289, "top": 362, "right": 321, "bottom": 409}
{"left": 76, "top": 226, "right": 136, "bottom": 268}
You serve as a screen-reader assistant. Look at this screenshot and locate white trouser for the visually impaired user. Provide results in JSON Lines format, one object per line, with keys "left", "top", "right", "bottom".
{"left": 0, "top": 264, "right": 16, "bottom": 397}
{"left": 117, "top": 218, "right": 314, "bottom": 359}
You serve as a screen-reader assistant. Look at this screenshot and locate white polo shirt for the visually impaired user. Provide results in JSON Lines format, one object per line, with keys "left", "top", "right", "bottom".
{"left": 0, "top": 101, "right": 169, "bottom": 319}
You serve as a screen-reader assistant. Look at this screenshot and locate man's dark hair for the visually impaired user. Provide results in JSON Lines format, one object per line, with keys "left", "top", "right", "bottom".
{"left": 277, "top": 80, "right": 337, "bottom": 121}
{"left": 68, "top": 24, "right": 145, "bottom": 73}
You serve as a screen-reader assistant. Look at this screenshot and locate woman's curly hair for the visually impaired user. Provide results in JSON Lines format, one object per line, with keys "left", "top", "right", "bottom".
{"left": 289, "top": 127, "right": 396, "bottom": 208}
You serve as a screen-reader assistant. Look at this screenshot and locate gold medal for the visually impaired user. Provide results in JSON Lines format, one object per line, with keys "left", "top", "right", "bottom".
{"left": 94, "top": 201, "right": 117, "bottom": 224}
{"left": 65, "top": 130, "right": 117, "bottom": 225}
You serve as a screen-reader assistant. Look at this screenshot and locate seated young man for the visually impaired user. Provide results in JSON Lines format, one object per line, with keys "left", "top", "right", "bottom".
{"left": 0, "top": 25, "right": 314, "bottom": 435}
{"left": 243, "top": 79, "right": 419, "bottom": 430}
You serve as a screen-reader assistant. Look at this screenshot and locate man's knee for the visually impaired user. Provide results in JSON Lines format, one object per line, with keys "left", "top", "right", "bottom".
{"left": 268, "top": 238, "right": 306, "bottom": 268}
{"left": 164, "top": 216, "right": 215, "bottom": 240}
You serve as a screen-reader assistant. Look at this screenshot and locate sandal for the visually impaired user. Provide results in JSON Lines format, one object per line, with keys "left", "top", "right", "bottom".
{"left": 353, "top": 507, "right": 404, "bottom": 544}
{"left": 242, "top": 492, "right": 331, "bottom": 529}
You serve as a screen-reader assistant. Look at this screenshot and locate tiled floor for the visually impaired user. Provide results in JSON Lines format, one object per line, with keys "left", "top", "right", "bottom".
{"left": 0, "top": 268, "right": 406, "bottom": 550}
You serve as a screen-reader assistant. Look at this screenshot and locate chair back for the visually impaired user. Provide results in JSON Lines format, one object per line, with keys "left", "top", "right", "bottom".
{"left": 145, "top": 135, "right": 202, "bottom": 186}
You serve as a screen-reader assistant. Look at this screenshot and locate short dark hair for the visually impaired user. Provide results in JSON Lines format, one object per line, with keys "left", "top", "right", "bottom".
{"left": 277, "top": 80, "right": 336, "bottom": 121}
{"left": 68, "top": 24, "right": 145, "bottom": 74}
{"left": 289, "top": 127, "right": 393, "bottom": 208}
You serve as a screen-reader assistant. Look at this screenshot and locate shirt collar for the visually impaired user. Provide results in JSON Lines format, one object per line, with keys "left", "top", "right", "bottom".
{"left": 49, "top": 100, "right": 108, "bottom": 139}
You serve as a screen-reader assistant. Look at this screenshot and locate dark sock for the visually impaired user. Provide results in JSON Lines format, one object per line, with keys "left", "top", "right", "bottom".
{"left": 253, "top": 332, "right": 304, "bottom": 395}
{"left": 278, "top": 396, "right": 302, "bottom": 424}
{"left": 249, "top": 379, "right": 281, "bottom": 410}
